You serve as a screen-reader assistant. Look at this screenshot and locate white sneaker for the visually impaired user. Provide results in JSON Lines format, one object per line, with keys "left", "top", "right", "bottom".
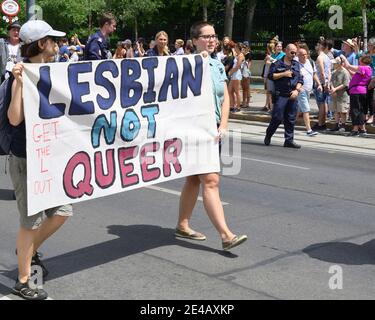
{"left": 306, "top": 130, "right": 318, "bottom": 136}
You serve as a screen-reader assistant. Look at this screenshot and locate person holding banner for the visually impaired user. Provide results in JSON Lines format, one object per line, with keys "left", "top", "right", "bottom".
{"left": 175, "top": 21, "right": 247, "bottom": 251}
{"left": 7, "top": 20, "right": 73, "bottom": 300}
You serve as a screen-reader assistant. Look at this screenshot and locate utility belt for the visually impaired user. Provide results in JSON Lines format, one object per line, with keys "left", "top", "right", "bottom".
{"left": 274, "top": 90, "right": 292, "bottom": 98}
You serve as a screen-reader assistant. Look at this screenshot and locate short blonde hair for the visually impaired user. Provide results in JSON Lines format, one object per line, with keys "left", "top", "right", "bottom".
{"left": 175, "top": 39, "right": 184, "bottom": 47}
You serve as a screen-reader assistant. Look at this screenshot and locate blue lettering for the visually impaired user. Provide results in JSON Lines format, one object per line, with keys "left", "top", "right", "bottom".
{"left": 121, "top": 109, "right": 140, "bottom": 142}
{"left": 68, "top": 62, "right": 95, "bottom": 116}
{"left": 120, "top": 60, "right": 142, "bottom": 108}
{"left": 38, "top": 66, "right": 66, "bottom": 119}
{"left": 91, "top": 111, "right": 117, "bottom": 148}
{"left": 95, "top": 61, "right": 119, "bottom": 110}
{"left": 141, "top": 105, "right": 159, "bottom": 138}
{"left": 181, "top": 55, "right": 203, "bottom": 98}
{"left": 158, "top": 58, "right": 179, "bottom": 102}
{"left": 142, "top": 58, "right": 158, "bottom": 104}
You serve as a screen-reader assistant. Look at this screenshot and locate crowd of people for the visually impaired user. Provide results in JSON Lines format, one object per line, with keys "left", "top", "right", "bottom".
{"left": 262, "top": 35, "right": 375, "bottom": 140}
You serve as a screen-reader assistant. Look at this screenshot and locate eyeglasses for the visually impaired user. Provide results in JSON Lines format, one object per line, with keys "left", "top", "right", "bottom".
{"left": 47, "top": 36, "right": 59, "bottom": 43}
{"left": 198, "top": 34, "right": 218, "bottom": 41}
{"left": 290, "top": 51, "right": 297, "bottom": 55}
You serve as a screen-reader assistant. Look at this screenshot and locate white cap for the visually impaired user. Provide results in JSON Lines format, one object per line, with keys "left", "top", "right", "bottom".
{"left": 20, "top": 20, "right": 65, "bottom": 44}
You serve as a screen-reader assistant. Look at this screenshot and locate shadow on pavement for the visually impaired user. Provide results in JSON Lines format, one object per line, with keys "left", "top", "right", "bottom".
{"left": 3, "top": 224, "right": 237, "bottom": 281}
{"left": 0, "top": 189, "right": 15, "bottom": 201}
{"left": 303, "top": 239, "right": 375, "bottom": 265}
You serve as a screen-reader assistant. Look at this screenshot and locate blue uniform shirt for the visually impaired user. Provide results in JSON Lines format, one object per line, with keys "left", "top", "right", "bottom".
{"left": 84, "top": 31, "right": 110, "bottom": 60}
{"left": 268, "top": 57, "right": 304, "bottom": 96}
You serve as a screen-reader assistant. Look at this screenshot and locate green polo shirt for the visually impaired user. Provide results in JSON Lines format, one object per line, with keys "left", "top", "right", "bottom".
{"left": 209, "top": 56, "right": 227, "bottom": 123}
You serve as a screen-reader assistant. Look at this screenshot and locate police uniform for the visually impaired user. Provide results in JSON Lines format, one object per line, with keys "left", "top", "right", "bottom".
{"left": 265, "top": 57, "right": 303, "bottom": 145}
{"left": 84, "top": 30, "right": 110, "bottom": 60}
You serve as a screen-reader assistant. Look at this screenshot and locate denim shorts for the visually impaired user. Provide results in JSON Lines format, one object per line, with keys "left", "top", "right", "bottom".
{"left": 9, "top": 154, "right": 73, "bottom": 230}
{"left": 314, "top": 88, "right": 329, "bottom": 105}
{"left": 297, "top": 90, "right": 311, "bottom": 113}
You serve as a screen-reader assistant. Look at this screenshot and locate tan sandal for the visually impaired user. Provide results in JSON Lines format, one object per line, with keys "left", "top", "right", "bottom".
{"left": 222, "top": 235, "right": 247, "bottom": 251}
{"left": 175, "top": 228, "right": 207, "bottom": 241}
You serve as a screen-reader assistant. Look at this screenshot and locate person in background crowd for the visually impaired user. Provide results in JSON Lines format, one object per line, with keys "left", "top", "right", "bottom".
{"left": 262, "top": 42, "right": 275, "bottom": 112}
{"left": 176, "top": 21, "right": 247, "bottom": 251}
{"left": 222, "top": 41, "right": 235, "bottom": 80}
{"left": 228, "top": 42, "right": 244, "bottom": 113}
{"left": 356, "top": 37, "right": 375, "bottom": 124}
{"left": 312, "top": 39, "right": 333, "bottom": 131}
{"left": 134, "top": 37, "right": 145, "bottom": 57}
{"left": 58, "top": 38, "right": 70, "bottom": 62}
{"left": 8, "top": 19, "right": 73, "bottom": 300}
{"left": 146, "top": 31, "right": 170, "bottom": 56}
{"left": 341, "top": 54, "right": 373, "bottom": 136}
{"left": 296, "top": 47, "right": 321, "bottom": 136}
{"left": 69, "top": 33, "right": 85, "bottom": 59}
{"left": 84, "top": 12, "right": 117, "bottom": 60}
{"left": 328, "top": 56, "right": 351, "bottom": 132}
{"left": 68, "top": 45, "right": 79, "bottom": 62}
{"left": 113, "top": 41, "right": 126, "bottom": 59}
{"left": 333, "top": 38, "right": 358, "bottom": 66}
{"left": 240, "top": 42, "right": 252, "bottom": 108}
{"left": 174, "top": 39, "right": 185, "bottom": 55}
{"left": 215, "top": 40, "right": 225, "bottom": 62}
{"left": 123, "top": 39, "right": 134, "bottom": 58}
{"left": 145, "top": 40, "right": 156, "bottom": 56}
{"left": 0, "top": 21, "right": 22, "bottom": 83}
{"left": 264, "top": 44, "right": 304, "bottom": 149}
{"left": 272, "top": 41, "right": 285, "bottom": 61}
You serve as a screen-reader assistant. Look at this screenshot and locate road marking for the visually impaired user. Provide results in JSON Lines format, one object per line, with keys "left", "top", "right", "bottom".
{"left": 0, "top": 296, "right": 11, "bottom": 300}
{"left": 222, "top": 155, "right": 310, "bottom": 170}
{"left": 145, "top": 185, "right": 229, "bottom": 206}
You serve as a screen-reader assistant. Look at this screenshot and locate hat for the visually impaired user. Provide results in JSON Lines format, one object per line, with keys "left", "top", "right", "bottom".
{"left": 342, "top": 39, "right": 355, "bottom": 48}
{"left": 123, "top": 39, "right": 132, "bottom": 45}
{"left": 19, "top": 20, "right": 65, "bottom": 44}
{"left": 68, "top": 45, "right": 78, "bottom": 51}
{"left": 243, "top": 41, "right": 250, "bottom": 47}
{"left": 7, "top": 21, "right": 21, "bottom": 31}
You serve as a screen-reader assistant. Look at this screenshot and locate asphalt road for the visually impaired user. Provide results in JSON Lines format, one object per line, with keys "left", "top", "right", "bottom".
{"left": 1, "top": 122, "right": 375, "bottom": 300}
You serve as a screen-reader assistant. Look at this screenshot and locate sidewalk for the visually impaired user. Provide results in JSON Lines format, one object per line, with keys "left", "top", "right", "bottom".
{"left": 230, "top": 90, "right": 375, "bottom": 135}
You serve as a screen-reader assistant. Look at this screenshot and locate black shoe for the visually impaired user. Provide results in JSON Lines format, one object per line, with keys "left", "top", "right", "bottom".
{"left": 31, "top": 252, "right": 49, "bottom": 279}
{"left": 348, "top": 131, "right": 359, "bottom": 137}
{"left": 284, "top": 141, "right": 301, "bottom": 149}
{"left": 329, "top": 124, "right": 340, "bottom": 132}
{"left": 13, "top": 279, "right": 48, "bottom": 300}
{"left": 264, "top": 135, "right": 271, "bottom": 146}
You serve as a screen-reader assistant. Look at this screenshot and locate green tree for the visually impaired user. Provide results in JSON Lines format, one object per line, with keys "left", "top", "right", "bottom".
{"left": 105, "top": 0, "right": 164, "bottom": 39}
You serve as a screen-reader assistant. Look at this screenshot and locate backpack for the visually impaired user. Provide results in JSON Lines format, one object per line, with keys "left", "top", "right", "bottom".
{"left": 0, "top": 75, "right": 14, "bottom": 155}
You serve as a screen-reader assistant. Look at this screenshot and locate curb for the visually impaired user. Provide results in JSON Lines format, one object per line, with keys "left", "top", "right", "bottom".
{"left": 229, "top": 112, "right": 375, "bottom": 135}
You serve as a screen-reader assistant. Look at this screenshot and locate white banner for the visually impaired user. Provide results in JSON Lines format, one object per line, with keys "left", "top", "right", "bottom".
{"left": 23, "top": 55, "right": 220, "bottom": 216}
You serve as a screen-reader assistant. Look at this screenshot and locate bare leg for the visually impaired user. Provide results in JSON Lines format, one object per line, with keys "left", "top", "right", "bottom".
{"left": 177, "top": 176, "right": 200, "bottom": 231}
{"left": 199, "top": 173, "right": 234, "bottom": 242}
{"left": 33, "top": 215, "right": 69, "bottom": 254}
{"left": 17, "top": 228, "right": 36, "bottom": 283}
{"left": 303, "top": 112, "right": 312, "bottom": 131}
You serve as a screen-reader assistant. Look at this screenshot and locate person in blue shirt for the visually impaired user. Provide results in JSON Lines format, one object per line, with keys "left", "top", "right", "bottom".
{"left": 332, "top": 39, "right": 358, "bottom": 66}
{"left": 264, "top": 44, "right": 304, "bottom": 149}
{"left": 84, "top": 12, "right": 117, "bottom": 61}
{"left": 58, "top": 38, "right": 70, "bottom": 62}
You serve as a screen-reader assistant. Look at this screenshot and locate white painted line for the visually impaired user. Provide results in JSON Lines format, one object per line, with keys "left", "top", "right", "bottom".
{"left": 145, "top": 185, "right": 229, "bottom": 206}
{"left": 0, "top": 296, "right": 12, "bottom": 300}
{"left": 222, "top": 155, "right": 310, "bottom": 170}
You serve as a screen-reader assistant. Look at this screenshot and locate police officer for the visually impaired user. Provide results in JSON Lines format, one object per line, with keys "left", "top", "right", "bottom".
{"left": 84, "top": 13, "right": 117, "bottom": 61}
{"left": 264, "top": 44, "right": 304, "bottom": 149}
